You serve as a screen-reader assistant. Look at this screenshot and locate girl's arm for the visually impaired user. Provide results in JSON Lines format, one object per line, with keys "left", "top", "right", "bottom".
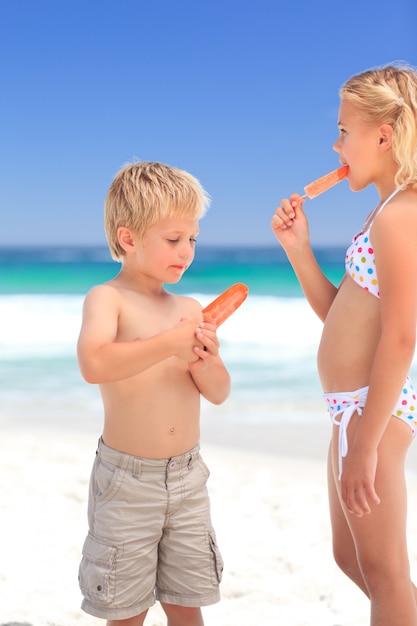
{"left": 341, "top": 195, "right": 417, "bottom": 516}
{"left": 271, "top": 194, "right": 338, "bottom": 322}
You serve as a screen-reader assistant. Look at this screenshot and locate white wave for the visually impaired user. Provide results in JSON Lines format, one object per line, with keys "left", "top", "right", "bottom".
{"left": 0, "top": 295, "right": 83, "bottom": 358}
{"left": 0, "top": 294, "right": 322, "bottom": 362}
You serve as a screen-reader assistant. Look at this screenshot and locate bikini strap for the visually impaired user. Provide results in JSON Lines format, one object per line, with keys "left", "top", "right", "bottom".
{"left": 375, "top": 186, "right": 404, "bottom": 217}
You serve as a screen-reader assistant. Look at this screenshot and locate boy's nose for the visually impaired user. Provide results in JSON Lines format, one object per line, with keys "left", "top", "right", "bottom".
{"left": 179, "top": 244, "right": 193, "bottom": 259}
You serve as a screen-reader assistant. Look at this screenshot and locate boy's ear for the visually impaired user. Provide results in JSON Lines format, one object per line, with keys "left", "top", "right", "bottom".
{"left": 378, "top": 123, "right": 393, "bottom": 152}
{"left": 117, "top": 227, "right": 136, "bottom": 253}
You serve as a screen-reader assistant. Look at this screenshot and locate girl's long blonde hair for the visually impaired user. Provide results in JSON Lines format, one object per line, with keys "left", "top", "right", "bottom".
{"left": 340, "top": 63, "right": 417, "bottom": 189}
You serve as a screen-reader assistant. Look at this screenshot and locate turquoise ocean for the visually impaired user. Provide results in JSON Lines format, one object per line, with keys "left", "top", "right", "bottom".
{"left": 5, "top": 245, "right": 412, "bottom": 440}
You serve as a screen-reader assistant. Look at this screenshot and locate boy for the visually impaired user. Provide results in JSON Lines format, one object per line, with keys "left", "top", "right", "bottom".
{"left": 77, "top": 161, "right": 231, "bottom": 626}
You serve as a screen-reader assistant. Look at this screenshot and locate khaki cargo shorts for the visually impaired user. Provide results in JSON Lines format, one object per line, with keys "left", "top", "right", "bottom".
{"left": 79, "top": 438, "right": 223, "bottom": 620}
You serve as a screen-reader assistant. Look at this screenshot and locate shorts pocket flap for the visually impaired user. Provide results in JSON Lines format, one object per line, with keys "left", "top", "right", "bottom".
{"left": 209, "top": 530, "right": 224, "bottom": 583}
{"left": 79, "top": 533, "right": 117, "bottom": 604}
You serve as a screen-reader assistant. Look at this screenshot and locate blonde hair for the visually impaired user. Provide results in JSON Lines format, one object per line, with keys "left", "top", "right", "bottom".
{"left": 104, "top": 161, "right": 210, "bottom": 260}
{"left": 339, "top": 63, "right": 417, "bottom": 189}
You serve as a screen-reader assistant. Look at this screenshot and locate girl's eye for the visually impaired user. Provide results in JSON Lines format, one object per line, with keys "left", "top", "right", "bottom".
{"left": 190, "top": 238, "right": 197, "bottom": 244}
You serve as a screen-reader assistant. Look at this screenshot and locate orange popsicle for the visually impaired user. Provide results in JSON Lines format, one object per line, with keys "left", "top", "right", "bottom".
{"left": 304, "top": 165, "right": 349, "bottom": 199}
{"left": 202, "top": 283, "right": 249, "bottom": 328}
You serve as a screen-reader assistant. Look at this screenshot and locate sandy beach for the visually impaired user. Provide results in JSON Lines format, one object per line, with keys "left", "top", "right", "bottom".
{"left": 2, "top": 419, "right": 417, "bottom": 626}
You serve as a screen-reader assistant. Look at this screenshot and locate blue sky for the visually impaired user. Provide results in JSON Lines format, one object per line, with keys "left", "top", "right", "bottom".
{"left": 1, "top": 0, "right": 416, "bottom": 248}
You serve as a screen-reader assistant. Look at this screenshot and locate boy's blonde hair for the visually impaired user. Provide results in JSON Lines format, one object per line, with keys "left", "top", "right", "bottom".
{"left": 104, "top": 161, "right": 210, "bottom": 260}
{"left": 340, "top": 63, "right": 417, "bottom": 189}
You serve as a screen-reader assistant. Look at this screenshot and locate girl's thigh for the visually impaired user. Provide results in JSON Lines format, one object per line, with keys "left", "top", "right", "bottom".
{"left": 336, "top": 414, "right": 413, "bottom": 566}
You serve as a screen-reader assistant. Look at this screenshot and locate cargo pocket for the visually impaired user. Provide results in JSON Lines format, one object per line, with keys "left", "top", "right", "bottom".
{"left": 209, "top": 530, "right": 224, "bottom": 584}
{"left": 78, "top": 533, "right": 117, "bottom": 605}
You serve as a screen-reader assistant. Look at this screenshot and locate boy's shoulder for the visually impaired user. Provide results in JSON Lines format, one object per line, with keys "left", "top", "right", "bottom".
{"left": 84, "top": 281, "right": 120, "bottom": 300}
{"left": 82, "top": 281, "right": 123, "bottom": 311}
{"left": 84, "top": 283, "right": 203, "bottom": 314}
{"left": 176, "top": 293, "right": 203, "bottom": 314}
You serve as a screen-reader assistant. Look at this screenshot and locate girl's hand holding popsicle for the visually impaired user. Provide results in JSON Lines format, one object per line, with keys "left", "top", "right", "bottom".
{"left": 271, "top": 192, "right": 309, "bottom": 251}
{"left": 271, "top": 165, "right": 349, "bottom": 250}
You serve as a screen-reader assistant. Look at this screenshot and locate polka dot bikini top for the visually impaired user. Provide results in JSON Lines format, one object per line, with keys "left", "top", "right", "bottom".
{"left": 345, "top": 187, "right": 403, "bottom": 298}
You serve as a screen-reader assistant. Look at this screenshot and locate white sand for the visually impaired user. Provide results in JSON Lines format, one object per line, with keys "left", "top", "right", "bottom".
{"left": 2, "top": 427, "right": 417, "bottom": 626}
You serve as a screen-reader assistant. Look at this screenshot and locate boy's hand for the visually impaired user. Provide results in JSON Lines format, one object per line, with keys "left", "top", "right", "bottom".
{"left": 189, "top": 320, "right": 230, "bottom": 403}
{"left": 191, "top": 321, "right": 219, "bottom": 369}
{"left": 172, "top": 318, "right": 204, "bottom": 363}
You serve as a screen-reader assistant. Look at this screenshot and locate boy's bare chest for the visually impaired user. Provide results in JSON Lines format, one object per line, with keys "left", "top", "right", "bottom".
{"left": 115, "top": 293, "right": 193, "bottom": 341}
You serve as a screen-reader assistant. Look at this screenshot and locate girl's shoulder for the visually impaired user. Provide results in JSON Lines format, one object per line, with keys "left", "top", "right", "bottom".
{"left": 376, "top": 188, "right": 417, "bottom": 224}
{"left": 372, "top": 188, "right": 417, "bottom": 250}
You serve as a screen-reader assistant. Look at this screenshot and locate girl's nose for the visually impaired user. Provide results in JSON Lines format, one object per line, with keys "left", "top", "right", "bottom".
{"left": 333, "top": 137, "right": 341, "bottom": 153}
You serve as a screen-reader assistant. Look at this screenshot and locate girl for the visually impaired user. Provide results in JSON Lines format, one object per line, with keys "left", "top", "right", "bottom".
{"left": 272, "top": 64, "right": 417, "bottom": 625}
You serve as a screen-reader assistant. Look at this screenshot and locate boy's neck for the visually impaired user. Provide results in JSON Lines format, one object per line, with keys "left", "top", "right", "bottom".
{"left": 112, "top": 263, "right": 166, "bottom": 295}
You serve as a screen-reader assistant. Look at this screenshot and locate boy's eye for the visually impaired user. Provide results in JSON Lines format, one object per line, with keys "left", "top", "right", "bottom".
{"left": 167, "top": 237, "right": 197, "bottom": 244}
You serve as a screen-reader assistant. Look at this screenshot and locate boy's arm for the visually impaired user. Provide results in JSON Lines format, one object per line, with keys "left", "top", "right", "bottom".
{"left": 191, "top": 357, "right": 231, "bottom": 405}
{"left": 77, "top": 285, "right": 201, "bottom": 384}
{"left": 189, "top": 322, "right": 231, "bottom": 405}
